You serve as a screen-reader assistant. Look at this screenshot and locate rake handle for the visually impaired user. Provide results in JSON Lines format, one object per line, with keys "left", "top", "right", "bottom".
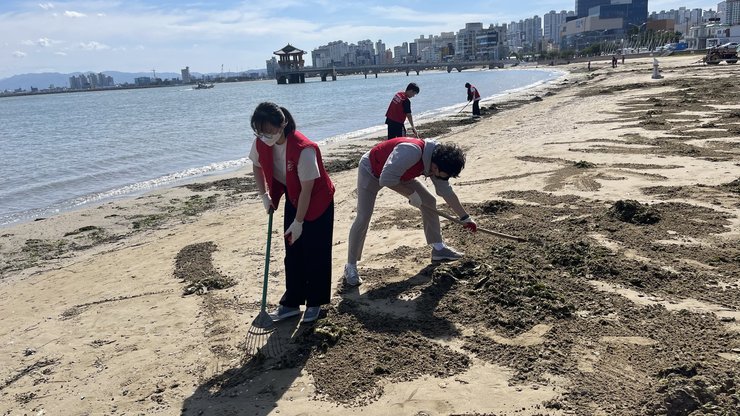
{"left": 457, "top": 101, "right": 471, "bottom": 114}
{"left": 259, "top": 211, "right": 273, "bottom": 313}
{"left": 423, "top": 205, "right": 528, "bottom": 243}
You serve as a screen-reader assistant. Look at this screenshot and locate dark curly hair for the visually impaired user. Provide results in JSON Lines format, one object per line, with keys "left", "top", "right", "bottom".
{"left": 431, "top": 142, "right": 466, "bottom": 178}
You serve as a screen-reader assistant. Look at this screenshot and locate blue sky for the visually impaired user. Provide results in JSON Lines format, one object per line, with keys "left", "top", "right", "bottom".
{"left": 0, "top": 0, "right": 719, "bottom": 79}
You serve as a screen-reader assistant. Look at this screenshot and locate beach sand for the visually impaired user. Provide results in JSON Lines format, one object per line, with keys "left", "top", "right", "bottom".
{"left": 1, "top": 54, "right": 739, "bottom": 415}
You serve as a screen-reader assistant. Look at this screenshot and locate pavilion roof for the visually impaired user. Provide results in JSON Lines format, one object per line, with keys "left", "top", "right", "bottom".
{"left": 273, "top": 44, "right": 306, "bottom": 55}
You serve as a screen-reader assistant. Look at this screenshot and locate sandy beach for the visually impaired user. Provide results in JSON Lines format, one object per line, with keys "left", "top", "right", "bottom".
{"left": 1, "top": 54, "right": 739, "bottom": 416}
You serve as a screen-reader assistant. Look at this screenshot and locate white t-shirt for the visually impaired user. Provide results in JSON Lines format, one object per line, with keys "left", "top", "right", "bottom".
{"left": 249, "top": 140, "right": 320, "bottom": 185}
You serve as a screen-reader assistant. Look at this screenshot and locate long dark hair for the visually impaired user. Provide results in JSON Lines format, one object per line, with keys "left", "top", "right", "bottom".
{"left": 250, "top": 102, "right": 296, "bottom": 136}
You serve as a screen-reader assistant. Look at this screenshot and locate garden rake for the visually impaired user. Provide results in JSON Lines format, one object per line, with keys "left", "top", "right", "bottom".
{"left": 457, "top": 101, "right": 471, "bottom": 115}
{"left": 423, "top": 205, "right": 528, "bottom": 243}
{"left": 244, "top": 210, "right": 283, "bottom": 358}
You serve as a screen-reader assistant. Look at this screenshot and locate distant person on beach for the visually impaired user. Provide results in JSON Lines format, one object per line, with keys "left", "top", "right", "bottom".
{"left": 612, "top": 55, "right": 618, "bottom": 68}
{"left": 465, "top": 82, "right": 481, "bottom": 118}
{"left": 385, "top": 82, "right": 419, "bottom": 140}
{"left": 342, "top": 137, "right": 477, "bottom": 286}
{"left": 249, "top": 102, "right": 335, "bottom": 324}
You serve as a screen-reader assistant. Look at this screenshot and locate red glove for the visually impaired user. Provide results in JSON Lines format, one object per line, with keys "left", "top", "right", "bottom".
{"left": 461, "top": 215, "right": 477, "bottom": 233}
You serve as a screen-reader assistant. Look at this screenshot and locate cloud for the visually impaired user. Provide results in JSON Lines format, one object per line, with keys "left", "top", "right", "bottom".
{"left": 39, "top": 2, "right": 55, "bottom": 10}
{"left": 23, "top": 37, "right": 53, "bottom": 47}
{"left": 54, "top": 51, "right": 67, "bottom": 56}
{"left": 13, "top": 51, "right": 27, "bottom": 58}
{"left": 64, "top": 10, "right": 86, "bottom": 18}
{"left": 79, "top": 41, "right": 109, "bottom": 50}
{"left": 367, "top": 5, "right": 499, "bottom": 25}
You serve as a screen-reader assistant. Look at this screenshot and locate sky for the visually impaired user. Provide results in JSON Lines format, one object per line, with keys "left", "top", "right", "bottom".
{"left": 0, "top": 0, "right": 720, "bottom": 79}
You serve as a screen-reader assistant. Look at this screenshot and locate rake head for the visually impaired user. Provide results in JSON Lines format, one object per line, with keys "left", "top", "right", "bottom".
{"left": 244, "top": 310, "right": 283, "bottom": 359}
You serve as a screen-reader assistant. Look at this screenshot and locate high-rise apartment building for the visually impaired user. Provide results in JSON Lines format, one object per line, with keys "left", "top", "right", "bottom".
{"left": 374, "top": 40, "right": 386, "bottom": 64}
{"left": 727, "top": 0, "right": 740, "bottom": 25}
{"left": 576, "top": 0, "right": 647, "bottom": 28}
{"left": 543, "top": 10, "right": 573, "bottom": 44}
{"left": 265, "top": 57, "right": 278, "bottom": 78}
{"left": 181, "top": 66, "right": 191, "bottom": 84}
{"left": 413, "top": 35, "right": 432, "bottom": 60}
{"left": 475, "top": 24, "right": 507, "bottom": 60}
{"left": 435, "top": 32, "right": 457, "bottom": 61}
{"left": 524, "top": 16, "right": 543, "bottom": 52}
{"left": 393, "top": 42, "right": 409, "bottom": 63}
{"left": 456, "top": 23, "right": 484, "bottom": 60}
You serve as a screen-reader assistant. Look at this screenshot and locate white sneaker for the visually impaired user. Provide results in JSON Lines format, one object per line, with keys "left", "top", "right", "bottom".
{"left": 431, "top": 246, "right": 464, "bottom": 261}
{"left": 268, "top": 305, "right": 301, "bottom": 322}
{"left": 301, "top": 306, "right": 321, "bottom": 324}
{"left": 343, "top": 263, "right": 362, "bottom": 286}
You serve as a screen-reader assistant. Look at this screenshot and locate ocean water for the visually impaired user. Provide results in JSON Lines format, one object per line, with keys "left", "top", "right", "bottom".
{"left": 0, "top": 68, "right": 561, "bottom": 226}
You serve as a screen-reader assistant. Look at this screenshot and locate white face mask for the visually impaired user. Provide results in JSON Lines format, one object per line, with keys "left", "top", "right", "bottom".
{"left": 257, "top": 121, "right": 287, "bottom": 146}
{"left": 259, "top": 131, "right": 282, "bottom": 146}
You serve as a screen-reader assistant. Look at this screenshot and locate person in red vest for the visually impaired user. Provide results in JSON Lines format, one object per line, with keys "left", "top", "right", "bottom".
{"left": 465, "top": 82, "right": 481, "bottom": 118}
{"left": 342, "top": 137, "right": 477, "bottom": 286}
{"left": 385, "top": 82, "right": 420, "bottom": 139}
{"left": 249, "top": 102, "right": 335, "bottom": 324}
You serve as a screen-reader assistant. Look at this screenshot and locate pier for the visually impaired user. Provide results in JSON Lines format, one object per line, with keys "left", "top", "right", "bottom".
{"left": 275, "top": 60, "right": 506, "bottom": 83}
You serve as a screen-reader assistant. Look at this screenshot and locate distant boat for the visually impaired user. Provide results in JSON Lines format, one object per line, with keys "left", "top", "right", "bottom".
{"left": 193, "top": 82, "right": 214, "bottom": 90}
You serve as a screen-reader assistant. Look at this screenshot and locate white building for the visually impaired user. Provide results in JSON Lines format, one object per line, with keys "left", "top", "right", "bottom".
{"left": 544, "top": 10, "right": 572, "bottom": 44}
{"left": 456, "top": 23, "right": 484, "bottom": 60}
{"left": 413, "top": 35, "right": 433, "bottom": 61}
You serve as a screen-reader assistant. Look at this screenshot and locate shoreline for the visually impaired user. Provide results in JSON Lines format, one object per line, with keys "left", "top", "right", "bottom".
{"left": 1, "top": 67, "right": 565, "bottom": 230}
{"left": 3, "top": 54, "right": 737, "bottom": 415}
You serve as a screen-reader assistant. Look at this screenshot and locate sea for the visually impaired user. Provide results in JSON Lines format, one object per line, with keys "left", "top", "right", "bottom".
{"left": 0, "top": 68, "right": 562, "bottom": 227}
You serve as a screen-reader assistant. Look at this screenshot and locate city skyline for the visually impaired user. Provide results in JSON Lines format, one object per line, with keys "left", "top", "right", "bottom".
{"left": 1, "top": 0, "right": 720, "bottom": 79}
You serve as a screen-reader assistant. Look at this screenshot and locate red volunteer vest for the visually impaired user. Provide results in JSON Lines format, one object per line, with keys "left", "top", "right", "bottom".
{"left": 256, "top": 130, "right": 335, "bottom": 221}
{"left": 369, "top": 137, "right": 425, "bottom": 182}
{"left": 385, "top": 91, "right": 408, "bottom": 124}
{"left": 468, "top": 85, "right": 480, "bottom": 100}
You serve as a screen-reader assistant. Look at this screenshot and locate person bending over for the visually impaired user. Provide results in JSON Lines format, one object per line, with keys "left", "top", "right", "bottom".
{"left": 343, "top": 137, "right": 477, "bottom": 286}
{"left": 465, "top": 82, "right": 481, "bottom": 118}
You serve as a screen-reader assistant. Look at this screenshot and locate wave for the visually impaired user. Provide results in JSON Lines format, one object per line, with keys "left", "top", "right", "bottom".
{"left": 0, "top": 158, "right": 249, "bottom": 226}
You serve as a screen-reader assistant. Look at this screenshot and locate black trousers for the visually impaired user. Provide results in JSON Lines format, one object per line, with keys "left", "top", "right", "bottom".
{"left": 280, "top": 199, "right": 334, "bottom": 307}
{"left": 472, "top": 100, "right": 480, "bottom": 116}
{"left": 386, "top": 120, "right": 406, "bottom": 139}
